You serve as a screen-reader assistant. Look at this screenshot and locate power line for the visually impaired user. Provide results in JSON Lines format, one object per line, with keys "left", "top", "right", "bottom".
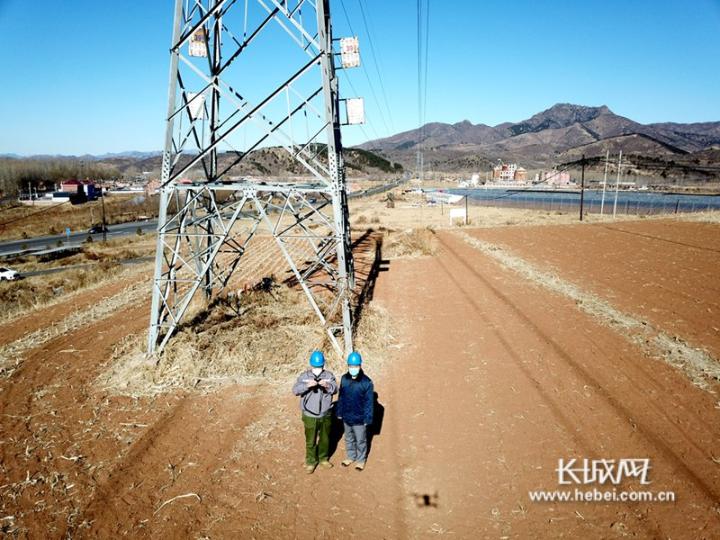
{"left": 356, "top": 0, "right": 396, "bottom": 133}
{"left": 416, "top": 0, "right": 430, "bottom": 181}
{"left": 417, "top": 0, "right": 422, "bottom": 180}
{"left": 341, "top": 72, "right": 381, "bottom": 143}
{"left": 335, "top": 2, "right": 382, "bottom": 143}
{"left": 338, "top": 0, "right": 392, "bottom": 137}
{"left": 423, "top": 0, "right": 431, "bottom": 130}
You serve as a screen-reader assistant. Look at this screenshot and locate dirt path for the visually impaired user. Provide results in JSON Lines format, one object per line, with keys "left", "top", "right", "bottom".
{"left": 465, "top": 220, "right": 720, "bottom": 359}
{"left": 1, "top": 235, "right": 396, "bottom": 538}
{"left": 2, "top": 224, "right": 720, "bottom": 538}
{"left": 0, "top": 301, "right": 153, "bottom": 536}
{"left": 0, "top": 273, "right": 143, "bottom": 347}
{"left": 82, "top": 227, "right": 718, "bottom": 538}
{"left": 392, "top": 230, "right": 719, "bottom": 537}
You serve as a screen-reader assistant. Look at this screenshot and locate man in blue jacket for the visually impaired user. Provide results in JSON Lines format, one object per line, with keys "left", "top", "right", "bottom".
{"left": 336, "top": 351, "right": 374, "bottom": 471}
{"left": 292, "top": 351, "right": 337, "bottom": 474}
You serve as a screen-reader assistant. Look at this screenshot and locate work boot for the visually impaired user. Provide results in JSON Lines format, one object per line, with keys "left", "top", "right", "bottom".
{"left": 305, "top": 464, "right": 317, "bottom": 474}
{"left": 355, "top": 461, "right": 365, "bottom": 471}
{"left": 319, "top": 460, "right": 333, "bottom": 469}
{"left": 341, "top": 459, "right": 354, "bottom": 467}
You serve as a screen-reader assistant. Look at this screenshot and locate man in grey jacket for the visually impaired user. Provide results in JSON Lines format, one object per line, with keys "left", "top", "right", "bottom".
{"left": 292, "top": 351, "right": 338, "bottom": 473}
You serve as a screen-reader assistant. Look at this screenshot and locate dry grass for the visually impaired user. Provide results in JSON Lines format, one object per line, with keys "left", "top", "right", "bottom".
{"left": 0, "top": 261, "right": 124, "bottom": 321}
{"left": 98, "top": 280, "right": 393, "bottom": 396}
{"left": 222, "top": 300, "right": 393, "bottom": 459}
{"left": 676, "top": 210, "right": 720, "bottom": 224}
{"left": 0, "top": 277, "right": 149, "bottom": 379}
{"left": 0, "top": 195, "right": 159, "bottom": 241}
{"left": 7, "top": 235, "right": 155, "bottom": 273}
{"left": 348, "top": 189, "right": 720, "bottom": 231}
{"left": 383, "top": 228, "right": 438, "bottom": 258}
{"left": 79, "top": 235, "right": 155, "bottom": 260}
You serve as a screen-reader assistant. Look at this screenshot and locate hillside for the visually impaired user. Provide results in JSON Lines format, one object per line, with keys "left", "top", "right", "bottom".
{"left": 0, "top": 147, "right": 404, "bottom": 195}
{"left": 360, "top": 104, "right": 720, "bottom": 180}
{"left": 91, "top": 147, "right": 403, "bottom": 179}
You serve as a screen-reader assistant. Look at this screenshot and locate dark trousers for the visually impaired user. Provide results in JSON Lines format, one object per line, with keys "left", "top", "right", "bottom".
{"left": 302, "top": 413, "right": 332, "bottom": 465}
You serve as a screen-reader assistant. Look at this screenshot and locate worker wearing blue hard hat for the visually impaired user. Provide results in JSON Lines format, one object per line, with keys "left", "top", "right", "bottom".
{"left": 292, "top": 350, "right": 338, "bottom": 474}
{"left": 336, "top": 351, "right": 374, "bottom": 471}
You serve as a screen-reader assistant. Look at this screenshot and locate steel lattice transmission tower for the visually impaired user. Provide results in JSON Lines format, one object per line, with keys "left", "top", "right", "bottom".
{"left": 148, "top": 0, "right": 362, "bottom": 357}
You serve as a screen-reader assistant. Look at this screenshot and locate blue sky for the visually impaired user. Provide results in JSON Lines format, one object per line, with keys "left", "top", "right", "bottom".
{"left": 1, "top": 0, "right": 719, "bottom": 155}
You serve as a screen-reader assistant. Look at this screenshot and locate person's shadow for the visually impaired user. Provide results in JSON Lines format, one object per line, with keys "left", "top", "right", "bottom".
{"left": 367, "top": 392, "right": 385, "bottom": 455}
{"left": 329, "top": 392, "right": 385, "bottom": 460}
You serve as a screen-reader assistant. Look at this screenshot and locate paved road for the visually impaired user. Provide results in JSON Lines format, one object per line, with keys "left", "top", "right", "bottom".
{"left": 0, "top": 220, "right": 158, "bottom": 257}
{"left": 0, "top": 180, "right": 406, "bottom": 258}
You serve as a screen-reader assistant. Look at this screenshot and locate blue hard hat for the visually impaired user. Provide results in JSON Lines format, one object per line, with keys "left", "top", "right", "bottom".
{"left": 310, "top": 350, "right": 325, "bottom": 367}
{"left": 347, "top": 351, "right": 362, "bottom": 366}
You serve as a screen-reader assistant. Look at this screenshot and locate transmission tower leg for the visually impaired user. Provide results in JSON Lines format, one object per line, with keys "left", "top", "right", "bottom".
{"left": 148, "top": 187, "right": 169, "bottom": 354}
{"left": 147, "top": 0, "right": 183, "bottom": 355}
{"left": 318, "top": 0, "right": 353, "bottom": 357}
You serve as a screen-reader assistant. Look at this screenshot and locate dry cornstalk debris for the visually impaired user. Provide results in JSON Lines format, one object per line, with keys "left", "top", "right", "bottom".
{"left": 153, "top": 492, "right": 201, "bottom": 516}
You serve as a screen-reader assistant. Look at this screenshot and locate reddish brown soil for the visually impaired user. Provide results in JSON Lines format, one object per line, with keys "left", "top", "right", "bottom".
{"left": 0, "top": 276, "right": 140, "bottom": 346}
{"left": 466, "top": 220, "right": 720, "bottom": 359}
{"left": 1, "top": 223, "right": 719, "bottom": 538}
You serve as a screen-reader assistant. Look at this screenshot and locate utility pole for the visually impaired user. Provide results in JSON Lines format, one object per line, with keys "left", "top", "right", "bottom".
{"left": 465, "top": 194, "right": 469, "bottom": 225}
{"left": 600, "top": 149, "right": 609, "bottom": 217}
{"left": 101, "top": 186, "right": 107, "bottom": 242}
{"left": 579, "top": 154, "right": 585, "bottom": 221}
{"left": 613, "top": 150, "right": 623, "bottom": 219}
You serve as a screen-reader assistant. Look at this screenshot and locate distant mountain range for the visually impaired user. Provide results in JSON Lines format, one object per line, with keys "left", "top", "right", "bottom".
{"left": 4, "top": 104, "right": 719, "bottom": 182}
{"left": 0, "top": 151, "right": 163, "bottom": 160}
{"left": 360, "top": 103, "right": 720, "bottom": 179}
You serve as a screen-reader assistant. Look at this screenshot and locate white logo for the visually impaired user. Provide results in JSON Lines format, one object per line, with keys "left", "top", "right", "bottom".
{"left": 556, "top": 458, "right": 652, "bottom": 485}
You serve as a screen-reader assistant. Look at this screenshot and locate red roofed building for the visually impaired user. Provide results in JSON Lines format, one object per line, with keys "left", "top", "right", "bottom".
{"left": 60, "top": 179, "right": 82, "bottom": 193}
{"left": 58, "top": 179, "right": 98, "bottom": 200}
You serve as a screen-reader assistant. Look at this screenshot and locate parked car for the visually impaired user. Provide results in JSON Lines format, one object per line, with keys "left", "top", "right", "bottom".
{"left": 88, "top": 224, "right": 109, "bottom": 234}
{"left": 0, "top": 266, "right": 19, "bottom": 281}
